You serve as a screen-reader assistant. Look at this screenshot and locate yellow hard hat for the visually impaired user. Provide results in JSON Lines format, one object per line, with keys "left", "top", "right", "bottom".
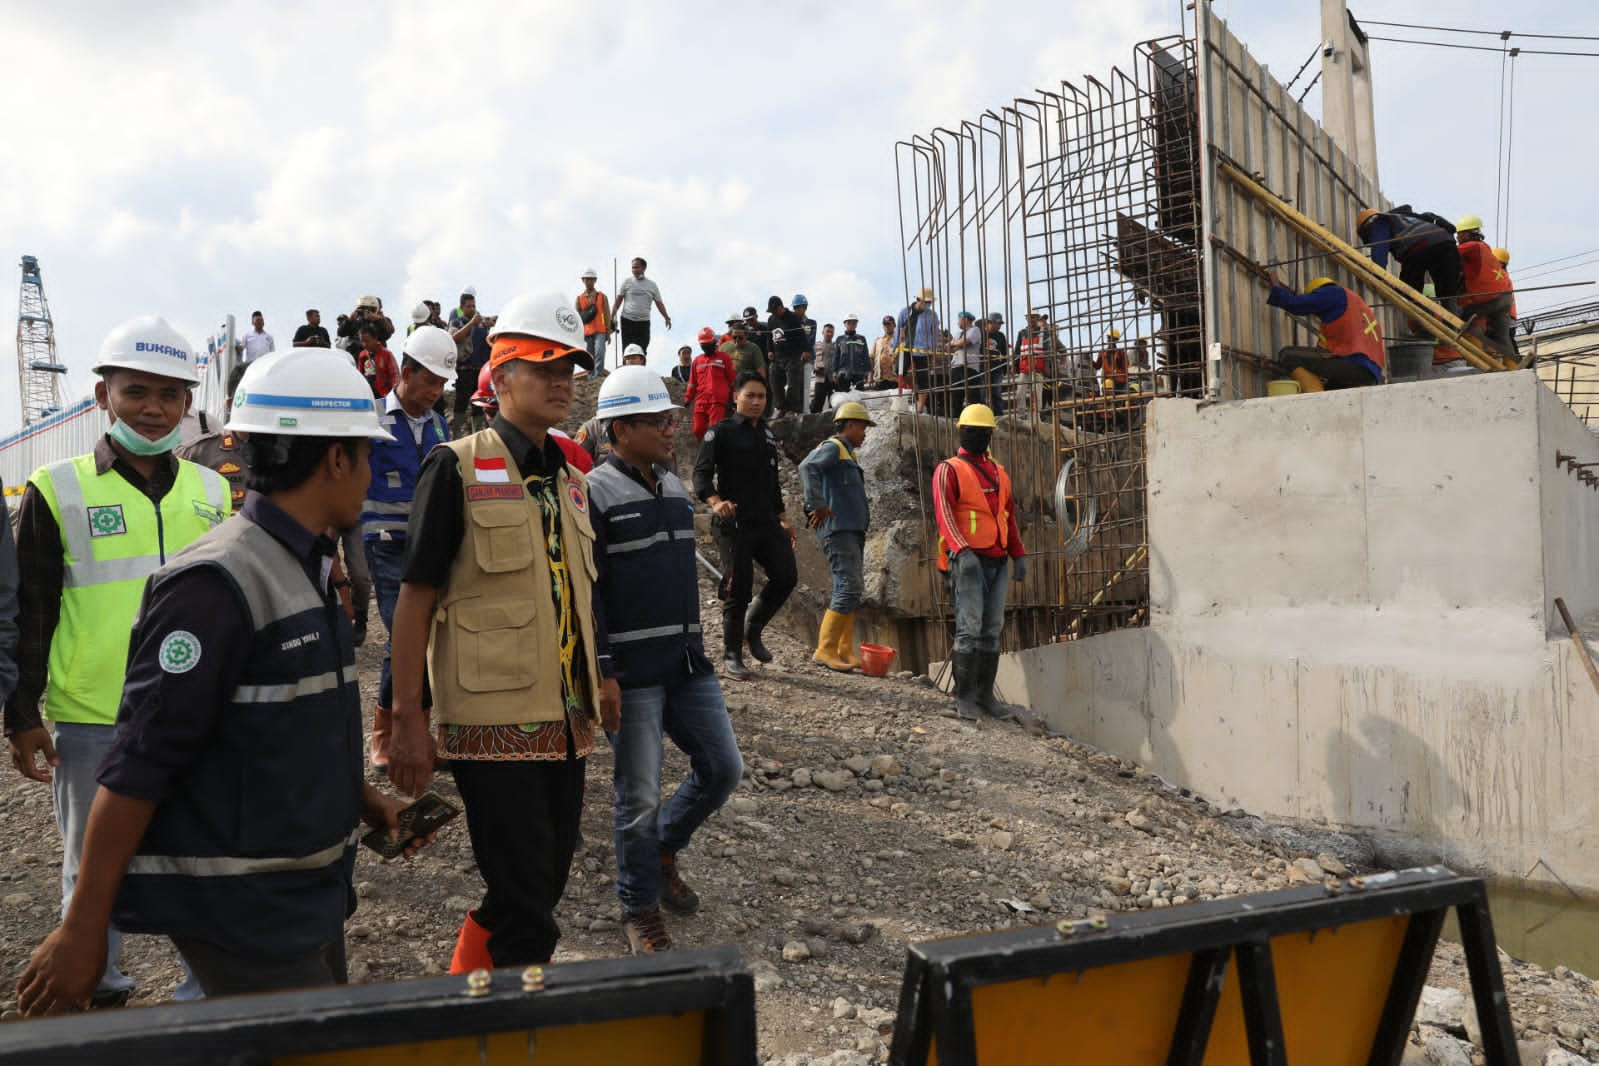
{"left": 1456, "top": 214, "right": 1484, "bottom": 232}
{"left": 1493, "top": 247, "right": 1511, "bottom": 265}
{"left": 832, "top": 401, "right": 876, "bottom": 426}
{"left": 957, "top": 403, "right": 997, "bottom": 429}
{"left": 1305, "top": 277, "right": 1337, "bottom": 293}
{"left": 1356, "top": 208, "right": 1380, "bottom": 232}
{"left": 1107, "top": 329, "right": 1121, "bottom": 340}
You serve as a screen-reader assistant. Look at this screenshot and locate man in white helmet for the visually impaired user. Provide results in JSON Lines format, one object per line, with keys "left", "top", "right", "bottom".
{"left": 17, "top": 349, "right": 430, "bottom": 1011}
{"left": 588, "top": 367, "right": 741, "bottom": 955}
{"left": 360, "top": 326, "right": 454, "bottom": 774}
{"left": 387, "top": 291, "right": 621, "bottom": 972}
{"left": 5, "top": 317, "right": 230, "bottom": 1007}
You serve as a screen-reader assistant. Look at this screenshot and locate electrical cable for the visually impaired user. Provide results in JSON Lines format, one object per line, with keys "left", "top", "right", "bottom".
{"left": 1365, "top": 35, "right": 1599, "bottom": 57}
{"left": 1504, "top": 52, "right": 1517, "bottom": 249}
{"left": 1284, "top": 45, "right": 1321, "bottom": 91}
{"left": 1359, "top": 20, "right": 1599, "bottom": 43}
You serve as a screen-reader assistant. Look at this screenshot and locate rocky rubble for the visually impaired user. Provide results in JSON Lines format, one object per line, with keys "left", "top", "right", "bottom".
{"left": 0, "top": 430, "right": 1595, "bottom": 1059}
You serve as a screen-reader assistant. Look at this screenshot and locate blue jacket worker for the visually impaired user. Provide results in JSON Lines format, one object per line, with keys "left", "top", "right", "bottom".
{"left": 799, "top": 401, "right": 876, "bottom": 672}
{"left": 16, "top": 349, "right": 432, "bottom": 1013}
{"left": 587, "top": 367, "right": 742, "bottom": 956}
{"left": 361, "top": 325, "right": 453, "bottom": 773}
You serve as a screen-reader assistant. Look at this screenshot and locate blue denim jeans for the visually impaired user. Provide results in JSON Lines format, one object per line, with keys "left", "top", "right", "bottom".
{"left": 949, "top": 553, "right": 1009, "bottom": 653}
{"left": 607, "top": 671, "right": 743, "bottom": 912}
{"left": 366, "top": 537, "right": 429, "bottom": 708}
{"left": 586, "top": 332, "right": 608, "bottom": 373}
{"left": 820, "top": 530, "right": 865, "bottom": 613}
{"left": 55, "top": 723, "right": 205, "bottom": 1001}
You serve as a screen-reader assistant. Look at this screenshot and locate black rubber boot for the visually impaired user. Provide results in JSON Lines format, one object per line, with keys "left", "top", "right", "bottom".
{"left": 951, "top": 651, "right": 983, "bottom": 720}
{"left": 722, "top": 606, "right": 753, "bottom": 681}
{"left": 975, "top": 651, "right": 1004, "bottom": 717}
{"left": 745, "top": 598, "right": 778, "bottom": 664}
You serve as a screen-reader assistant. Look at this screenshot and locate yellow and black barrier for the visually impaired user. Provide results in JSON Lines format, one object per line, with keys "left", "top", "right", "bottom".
{"left": 0, "top": 945, "right": 755, "bottom": 1066}
{"left": 888, "top": 866, "right": 1518, "bottom": 1066}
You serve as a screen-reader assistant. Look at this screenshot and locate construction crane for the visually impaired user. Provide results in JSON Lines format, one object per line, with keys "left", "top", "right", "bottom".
{"left": 16, "top": 255, "right": 68, "bottom": 425}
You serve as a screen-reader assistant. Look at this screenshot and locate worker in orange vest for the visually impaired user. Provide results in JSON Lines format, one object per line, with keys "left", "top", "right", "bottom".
{"left": 1494, "top": 247, "right": 1520, "bottom": 359}
{"left": 932, "top": 404, "right": 1027, "bottom": 720}
{"left": 1455, "top": 217, "right": 1516, "bottom": 361}
{"left": 1093, "top": 330, "right": 1129, "bottom": 393}
{"left": 1265, "top": 277, "right": 1386, "bottom": 391}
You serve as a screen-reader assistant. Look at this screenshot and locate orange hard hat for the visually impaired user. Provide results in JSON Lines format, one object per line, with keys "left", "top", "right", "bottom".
{"left": 697, "top": 326, "right": 717, "bottom": 344}
{"left": 1356, "top": 208, "right": 1380, "bottom": 232}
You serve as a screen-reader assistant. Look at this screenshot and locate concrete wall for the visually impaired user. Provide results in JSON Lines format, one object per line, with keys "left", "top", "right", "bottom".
{"left": 1011, "top": 372, "right": 1599, "bottom": 891}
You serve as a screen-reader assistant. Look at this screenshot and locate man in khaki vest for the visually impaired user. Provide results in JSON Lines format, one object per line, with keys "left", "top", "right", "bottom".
{"left": 387, "top": 291, "right": 620, "bottom": 970}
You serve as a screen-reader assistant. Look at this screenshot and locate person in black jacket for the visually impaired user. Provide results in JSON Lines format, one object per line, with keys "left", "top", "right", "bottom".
{"left": 692, "top": 372, "right": 797, "bottom": 680}
{"left": 765, "top": 296, "right": 809, "bottom": 419}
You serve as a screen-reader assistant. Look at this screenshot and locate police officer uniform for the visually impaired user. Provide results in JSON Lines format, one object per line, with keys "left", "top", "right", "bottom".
{"left": 175, "top": 430, "right": 249, "bottom": 511}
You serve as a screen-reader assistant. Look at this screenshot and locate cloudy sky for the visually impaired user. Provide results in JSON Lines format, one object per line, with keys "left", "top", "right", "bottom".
{"left": 0, "top": 0, "right": 1590, "bottom": 434}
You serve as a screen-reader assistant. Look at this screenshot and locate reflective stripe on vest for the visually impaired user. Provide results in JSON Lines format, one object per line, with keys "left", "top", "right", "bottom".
{"left": 609, "top": 622, "right": 704, "bottom": 644}
{"left": 33, "top": 454, "right": 229, "bottom": 725}
{"left": 127, "top": 828, "right": 361, "bottom": 878}
{"left": 946, "top": 458, "right": 1011, "bottom": 552}
{"left": 1317, "top": 288, "right": 1387, "bottom": 371}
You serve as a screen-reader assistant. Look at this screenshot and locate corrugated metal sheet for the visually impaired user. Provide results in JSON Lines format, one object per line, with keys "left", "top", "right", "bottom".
{"left": 0, "top": 397, "right": 105, "bottom": 494}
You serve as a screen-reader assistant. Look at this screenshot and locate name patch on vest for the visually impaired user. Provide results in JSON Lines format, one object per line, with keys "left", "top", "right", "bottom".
{"left": 193, "top": 501, "right": 226, "bottom": 527}
{"left": 567, "top": 482, "right": 587, "bottom": 513}
{"left": 466, "top": 484, "right": 525, "bottom": 502}
{"left": 159, "top": 630, "right": 202, "bottom": 674}
{"left": 87, "top": 504, "right": 126, "bottom": 538}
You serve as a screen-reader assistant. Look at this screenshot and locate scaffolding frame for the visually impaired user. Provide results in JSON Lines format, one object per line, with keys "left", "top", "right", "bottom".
{"left": 891, "top": 5, "right": 1398, "bottom": 651}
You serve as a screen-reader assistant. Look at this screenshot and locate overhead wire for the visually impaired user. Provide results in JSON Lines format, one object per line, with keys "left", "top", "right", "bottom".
{"left": 1364, "top": 35, "right": 1599, "bottom": 57}
{"left": 1359, "top": 20, "right": 1599, "bottom": 43}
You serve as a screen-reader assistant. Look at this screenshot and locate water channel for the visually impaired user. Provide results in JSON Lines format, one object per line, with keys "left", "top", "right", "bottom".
{"left": 1448, "top": 881, "right": 1599, "bottom": 977}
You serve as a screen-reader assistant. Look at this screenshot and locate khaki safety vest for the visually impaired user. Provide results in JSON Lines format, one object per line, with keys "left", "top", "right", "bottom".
{"left": 427, "top": 429, "right": 602, "bottom": 727}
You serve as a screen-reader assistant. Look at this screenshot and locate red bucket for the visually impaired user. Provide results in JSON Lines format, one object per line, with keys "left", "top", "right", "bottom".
{"left": 858, "top": 642, "right": 896, "bottom": 677}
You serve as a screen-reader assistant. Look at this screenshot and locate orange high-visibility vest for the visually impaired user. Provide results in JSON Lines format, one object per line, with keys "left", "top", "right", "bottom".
{"left": 1318, "top": 288, "right": 1387, "bottom": 372}
{"left": 936, "top": 457, "right": 1012, "bottom": 570}
{"left": 1460, "top": 240, "right": 1513, "bottom": 306}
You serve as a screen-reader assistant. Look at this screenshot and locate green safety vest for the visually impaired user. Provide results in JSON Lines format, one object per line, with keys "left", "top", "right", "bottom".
{"left": 31, "top": 452, "right": 230, "bottom": 725}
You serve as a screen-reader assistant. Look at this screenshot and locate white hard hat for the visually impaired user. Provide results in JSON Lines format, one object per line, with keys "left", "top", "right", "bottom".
{"left": 596, "top": 365, "right": 681, "bottom": 420}
{"left": 461, "top": 285, "right": 477, "bottom": 298}
{"left": 401, "top": 325, "right": 457, "bottom": 380}
{"left": 623, "top": 343, "right": 646, "bottom": 358}
{"left": 843, "top": 312, "right": 860, "bottom": 321}
{"left": 580, "top": 267, "right": 599, "bottom": 280}
{"left": 487, "top": 291, "right": 592, "bottom": 370}
{"left": 93, "top": 315, "right": 201, "bottom": 384}
{"left": 410, "top": 301, "right": 429, "bottom": 325}
{"left": 226, "top": 349, "right": 396, "bottom": 441}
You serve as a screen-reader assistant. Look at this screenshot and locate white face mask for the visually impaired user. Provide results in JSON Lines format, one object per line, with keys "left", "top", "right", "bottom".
{"left": 108, "top": 417, "right": 184, "bottom": 456}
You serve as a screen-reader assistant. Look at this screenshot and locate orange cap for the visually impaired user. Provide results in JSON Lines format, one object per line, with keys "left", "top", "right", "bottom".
{"left": 488, "top": 334, "right": 591, "bottom": 372}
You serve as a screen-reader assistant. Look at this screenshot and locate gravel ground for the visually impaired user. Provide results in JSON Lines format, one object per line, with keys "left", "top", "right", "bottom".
{"left": 2, "top": 594, "right": 1597, "bottom": 1062}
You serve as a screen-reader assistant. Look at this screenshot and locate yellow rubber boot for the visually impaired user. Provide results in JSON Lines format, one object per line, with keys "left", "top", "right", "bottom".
{"left": 811, "top": 611, "right": 853, "bottom": 672}
{"left": 1290, "top": 367, "right": 1325, "bottom": 393}
{"left": 837, "top": 612, "right": 862, "bottom": 670}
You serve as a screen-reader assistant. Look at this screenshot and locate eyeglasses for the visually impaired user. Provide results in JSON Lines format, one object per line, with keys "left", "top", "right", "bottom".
{"left": 625, "top": 413, "right": 675, "bottom": 431}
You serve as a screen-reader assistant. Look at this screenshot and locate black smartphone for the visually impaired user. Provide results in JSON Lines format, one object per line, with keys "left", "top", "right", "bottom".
{"left": 360, "top": 791, "right": 460, "bottom": 859}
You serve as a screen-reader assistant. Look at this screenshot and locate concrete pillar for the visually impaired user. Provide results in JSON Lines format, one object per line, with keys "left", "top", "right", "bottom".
{"left": 1319, "top": 0, "right": 1379, "bottom": 186}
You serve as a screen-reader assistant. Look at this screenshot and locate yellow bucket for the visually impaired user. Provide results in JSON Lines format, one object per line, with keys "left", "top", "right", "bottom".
{"left": 1266, "top": 379, "right": 1302, "bottom": 397}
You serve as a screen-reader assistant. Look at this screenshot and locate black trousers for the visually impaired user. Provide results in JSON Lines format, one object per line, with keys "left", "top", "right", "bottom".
{"left": 1278, "top": 348, "right": 1379, "bottom": 388}
{"left": 172, "top": 934, "right": 346, "bottom": 997}
{"left": 769, "top": 358, "right": 804, "bottom": 416}
{"left": 714, "top": 518, "right": 797, "bottom": 613}
{"left": 620, "top": 317, "right": 651, "bottom": 355}
{"left": 1399, "top": 243, "right": 1464, "bottom": 314}
{"left": 451, "top": 752, "right": 586, "bottom": 966}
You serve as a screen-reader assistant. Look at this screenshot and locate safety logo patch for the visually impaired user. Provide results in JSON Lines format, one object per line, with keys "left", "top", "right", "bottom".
{"left": 193, "top": 501, "right": 226, "bottom": 527}
{"left": 87, "top": 504, "right": 126, "bottom": 538}
{"left": 567, "top": 482, "right": 587, "bottom": 513}
{"left": 159, "top": 630, "right": 202, "bottom": 674}
{"left": 466, "top": 484, "right": 524, "bottom": 501}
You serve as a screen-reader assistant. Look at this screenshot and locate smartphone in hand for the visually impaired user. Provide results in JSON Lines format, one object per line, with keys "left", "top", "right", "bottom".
{"left": 361, "top": 791, "right": 460, "bottom": 859}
